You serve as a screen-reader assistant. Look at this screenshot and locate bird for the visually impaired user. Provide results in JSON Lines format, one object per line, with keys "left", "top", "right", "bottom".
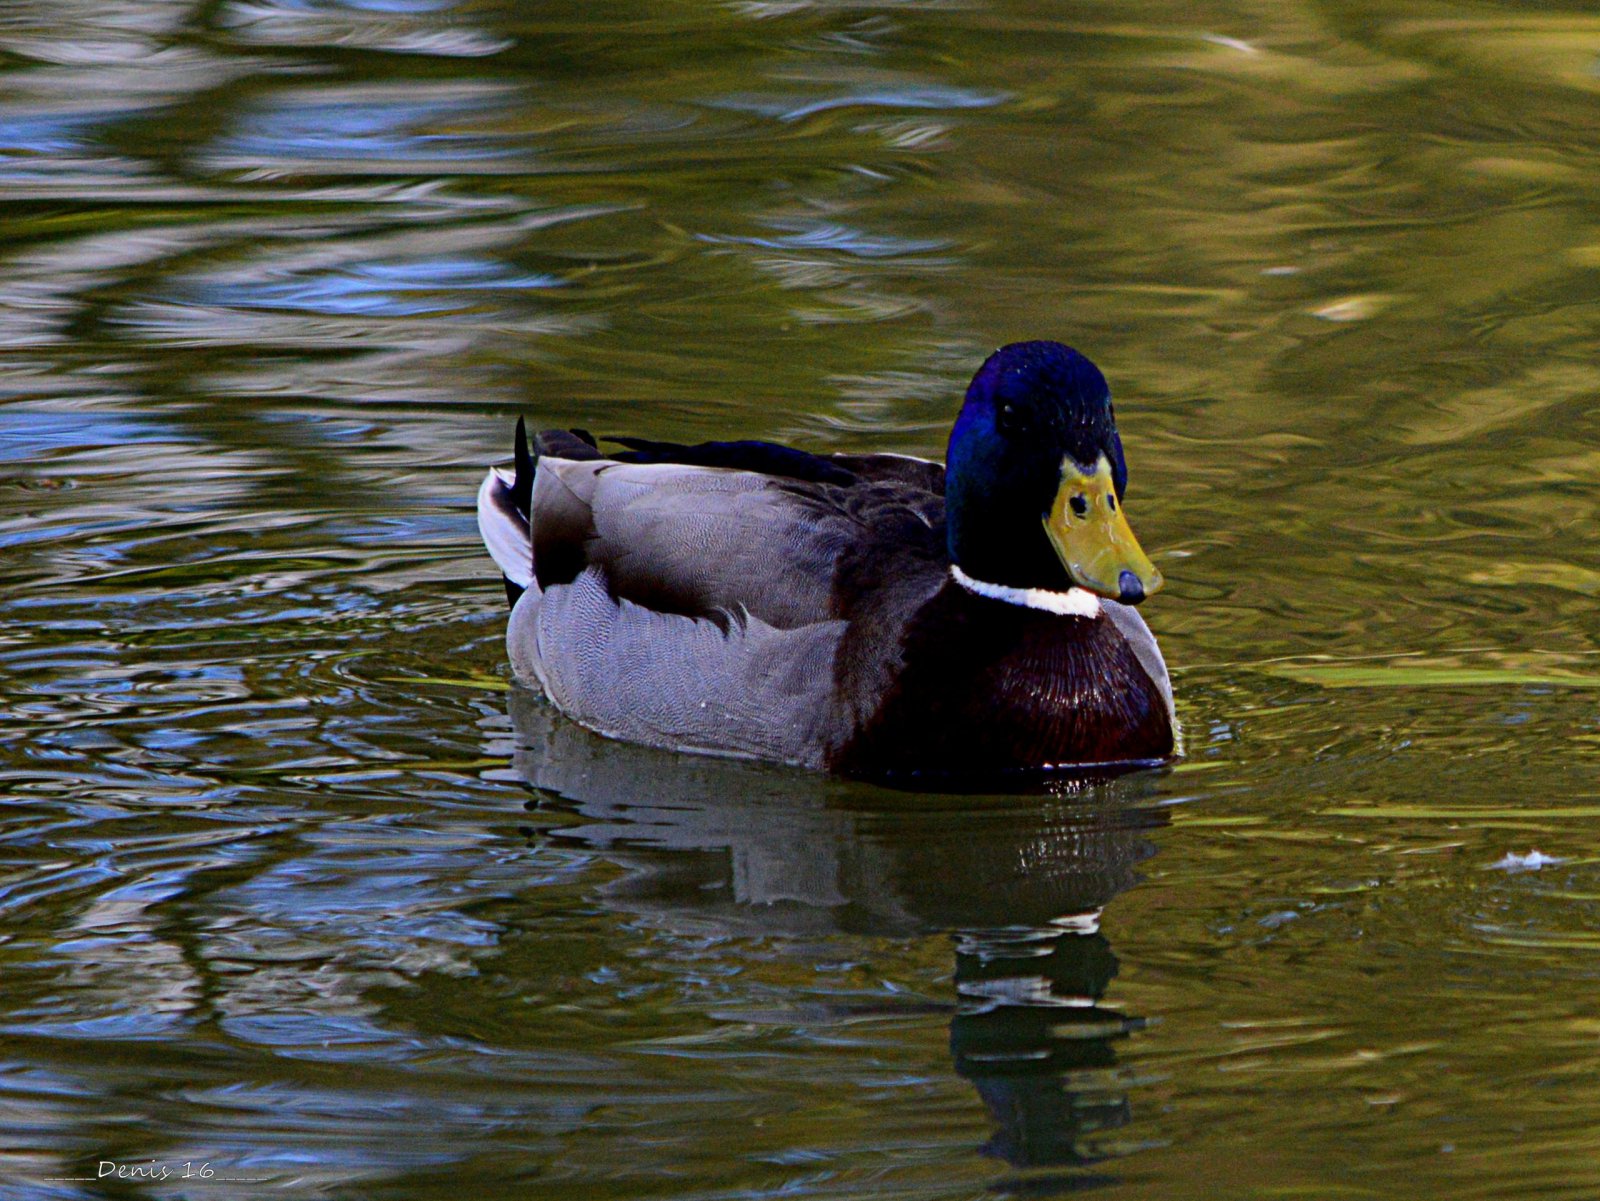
{"left": 476, "top": 340, "right": 1175, "bottom": 784}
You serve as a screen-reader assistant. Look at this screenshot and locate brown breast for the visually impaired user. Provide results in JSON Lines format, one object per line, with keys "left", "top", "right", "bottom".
{"left": 830, "top": 581, "right": 1173, "bottom": 781}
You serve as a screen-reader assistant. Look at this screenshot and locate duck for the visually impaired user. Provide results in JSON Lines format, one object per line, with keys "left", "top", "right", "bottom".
{"left": 476, "top": 340, "right": 1175, "bottom": 783}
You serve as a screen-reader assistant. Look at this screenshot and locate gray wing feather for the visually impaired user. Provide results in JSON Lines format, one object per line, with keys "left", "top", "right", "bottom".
{"left": 537, "top": 458, "right": 850, "bottom": 627}
{"left": 508, "top": 569, "right": 848, "bottom": 769}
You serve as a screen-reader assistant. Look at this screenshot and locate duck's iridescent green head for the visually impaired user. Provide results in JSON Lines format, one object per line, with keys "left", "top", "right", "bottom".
{"left": 945, "top": 340, "right": 1162, "bottom": 605}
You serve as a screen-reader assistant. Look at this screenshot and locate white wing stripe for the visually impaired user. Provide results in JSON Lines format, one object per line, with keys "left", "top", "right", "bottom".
{"left": 476, "top": 469, "right": 534, "bottom": 588}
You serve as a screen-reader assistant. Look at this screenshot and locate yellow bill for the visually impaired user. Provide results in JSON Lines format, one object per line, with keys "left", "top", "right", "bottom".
{"left": 1043, "top": 454, "right": 1163, "bottom": 604}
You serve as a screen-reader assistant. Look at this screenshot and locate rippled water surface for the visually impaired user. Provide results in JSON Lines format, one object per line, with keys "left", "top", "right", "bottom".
{"left": 5, "top": 1, "right": 1600, "bottom": 1197}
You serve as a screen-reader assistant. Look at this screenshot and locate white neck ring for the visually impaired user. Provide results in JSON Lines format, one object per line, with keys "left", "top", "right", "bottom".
{"left": 950, "top": 565, "right": 1101, "bottom": 618}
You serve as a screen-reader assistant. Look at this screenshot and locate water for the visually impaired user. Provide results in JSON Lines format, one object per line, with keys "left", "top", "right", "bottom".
{"left": 3, "top": 0, "right": 1600, "bottom": 1196}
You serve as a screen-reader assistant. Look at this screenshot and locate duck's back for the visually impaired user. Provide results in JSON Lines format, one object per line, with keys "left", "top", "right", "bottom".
{"left": 483, "top": 432, "right": 948, "bottom": 770}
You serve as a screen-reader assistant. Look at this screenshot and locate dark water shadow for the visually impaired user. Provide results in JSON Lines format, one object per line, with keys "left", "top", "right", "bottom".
{"left": 507, "top": 688, "right": 1173, "bottom": 1189}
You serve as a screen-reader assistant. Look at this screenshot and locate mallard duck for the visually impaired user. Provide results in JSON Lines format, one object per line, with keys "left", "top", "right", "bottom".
{"left": 477, "top": 340, "right": 1175, "bottom": 782}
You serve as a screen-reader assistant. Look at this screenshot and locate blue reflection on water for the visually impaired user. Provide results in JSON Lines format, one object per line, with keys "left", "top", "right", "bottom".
{"left": 701, "top": 220, "right": 950, "bottom": 259}
{"left": 189, "top": 257, "right": 562, "bottom": 318}
{"left": 313, "top": 0, "right": 458, "bottom": 12}
{"left": 0, "top": 413, "right": 177, "bottom": 463}
{"left": 0, "top": 111, "right": 100, "bottom": 156}
{"left": 219, "top": 91, "right": 516, "bottom": 164}
{"left": 710, "top": 84, "right": 1007, "bottom": 123}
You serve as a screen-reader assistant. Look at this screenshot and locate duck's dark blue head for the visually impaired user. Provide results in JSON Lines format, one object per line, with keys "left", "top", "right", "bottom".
{"left": 945, "top": 341, "right": 1161, "bottom": 605}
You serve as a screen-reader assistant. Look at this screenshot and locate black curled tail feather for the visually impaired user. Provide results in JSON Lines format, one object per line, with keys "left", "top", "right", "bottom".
{"left": 500, "top": 418, "right": 536, "bottom": 607}
{"left": 478, "top": 418, "right": 545, "bottom": 606}
{"left": 481, "top": 423, "right": 605, "bottom": 608}
{"left": 511, "top": 417, "right": 534, "bottom": 519}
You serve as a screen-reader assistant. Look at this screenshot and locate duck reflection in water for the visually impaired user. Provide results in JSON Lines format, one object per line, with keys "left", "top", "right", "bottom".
{"left": 504, "top": 690, "right": 1170, "bottom": 1184}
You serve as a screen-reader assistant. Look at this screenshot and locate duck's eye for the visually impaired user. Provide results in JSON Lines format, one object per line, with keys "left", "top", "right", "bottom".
{"left": 1069, "top": 494, "right": 1089, "bottom": 518}
{"left": 997, "top": 402, "right": 1018, "bottom": 431}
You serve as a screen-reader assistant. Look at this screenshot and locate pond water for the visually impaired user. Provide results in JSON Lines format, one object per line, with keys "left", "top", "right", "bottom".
{"left": 4, "top": 0, "right": 1600, "bottom": 1197}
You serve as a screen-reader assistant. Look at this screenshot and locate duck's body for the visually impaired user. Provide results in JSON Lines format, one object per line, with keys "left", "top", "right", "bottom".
{"left": 478, "top": 341, "right": 1175, "bottom": 783}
